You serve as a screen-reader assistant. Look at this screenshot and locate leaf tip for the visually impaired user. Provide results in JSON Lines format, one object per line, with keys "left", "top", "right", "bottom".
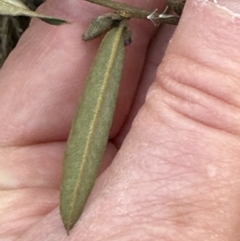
{"left": 64, "top": 222, "right": 73, "bottom": 235}
{"left": 40, "top": 18, "right": 69, "bottom": 26}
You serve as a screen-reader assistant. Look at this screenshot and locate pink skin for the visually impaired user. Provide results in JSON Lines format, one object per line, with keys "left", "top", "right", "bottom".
{"left": 1, "top": 0, "right": 240, "bottom": 240}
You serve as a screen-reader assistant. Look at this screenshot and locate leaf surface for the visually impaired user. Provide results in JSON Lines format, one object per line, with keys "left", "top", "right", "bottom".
{"left": 60, "top": 23, "right": 126, "bottom": 233}
{"left": 0, "top": 0, "right": 67, "bottom": 25}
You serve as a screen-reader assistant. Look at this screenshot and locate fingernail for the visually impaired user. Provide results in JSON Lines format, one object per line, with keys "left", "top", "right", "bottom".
{"left": 214, "top": 0, "right": 240, "bottom": 14}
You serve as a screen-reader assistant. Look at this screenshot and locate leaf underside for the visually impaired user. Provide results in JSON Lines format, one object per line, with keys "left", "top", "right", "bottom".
{"left": 60, "top": 24, "right": 126, "bottom": 233}
{"left": 0, "top": 0, "right": 68, "bottom": 25}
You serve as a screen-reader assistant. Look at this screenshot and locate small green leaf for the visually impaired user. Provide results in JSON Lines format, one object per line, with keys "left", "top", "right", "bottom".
{"left": 60, "top": 22, "right": 127, "bottom": 233}
{"left": 39, "top": 18, "right": 67, "bottom": 26}
{"left": 82, "top": 13, "right": 123, "bottom": 41}
{"left": 0, "top": 0, "right": 68, "bottom": 25}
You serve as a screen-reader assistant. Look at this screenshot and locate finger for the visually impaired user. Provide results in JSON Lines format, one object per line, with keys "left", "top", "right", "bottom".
{"left": 0, "top": 0, "right": 166, "bottom": 146}
{"left": 115, "top": 23, "right": 177, "bottom": 146}
{"left": 18, "top": 0, "right": 240, "bottom": 239}
{"left": 93, "top": 1, "right": 240, "bottom": 240}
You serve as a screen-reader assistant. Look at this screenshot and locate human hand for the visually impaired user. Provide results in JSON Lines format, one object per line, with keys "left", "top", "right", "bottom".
{"left": 1, "top": 0, "right": 240, "bottom": 240}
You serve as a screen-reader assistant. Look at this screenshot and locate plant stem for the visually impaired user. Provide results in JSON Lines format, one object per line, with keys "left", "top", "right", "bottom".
{"left": 84, "top": 0, "right": 180, "bottom": 25}
{"left": 85, "top": 0, "right": 151, "bottom": 18}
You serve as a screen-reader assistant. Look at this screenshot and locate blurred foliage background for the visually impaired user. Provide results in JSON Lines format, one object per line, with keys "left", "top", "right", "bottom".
{"left": 0, "top": 0, "right": 45, "bottom": 67}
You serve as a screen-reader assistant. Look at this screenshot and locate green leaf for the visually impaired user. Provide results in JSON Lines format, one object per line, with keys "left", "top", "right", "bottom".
{"left": 60, "top": 23, "right": 127, "bottom": 233}
{"left": 39, "top": 17, "right": 67, "bottom": 26}
{"left": 0, "top": 0, "right": 68, "bottom": 25}
{"left": 82, "top": 12, "right": 124, "bottom": 41}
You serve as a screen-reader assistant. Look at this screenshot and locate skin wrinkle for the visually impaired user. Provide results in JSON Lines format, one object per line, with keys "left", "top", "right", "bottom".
{"left": 150, "top": 72, "right": 240, "bottom": 135}
{"left": 160, "top": 54, "right": 240, "bottom": 105}
{"left": 160, "top": 54, "right": 240, "bottom": 95}
{"left": 156, "top": 65, "right": 225, "bottom": 105}
{"left": 155, "top": 78, "right": 221, "bottom": 120}
{"left": 138, "top": 101, "right": 211, "bottom": 149}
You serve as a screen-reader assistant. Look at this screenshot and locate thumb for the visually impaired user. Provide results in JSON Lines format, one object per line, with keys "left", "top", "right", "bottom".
{"left": 76, "top": 0, "right": 240, "bottom": 240}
